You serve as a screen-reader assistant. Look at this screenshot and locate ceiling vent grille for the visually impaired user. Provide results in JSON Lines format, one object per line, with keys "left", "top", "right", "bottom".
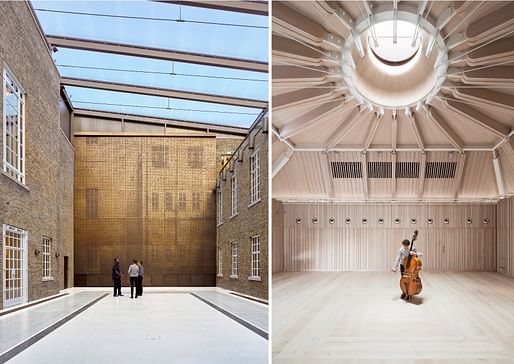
{"left": 367, "top": 162, "right": 392, "bottom": 178}
{"left": 396, "top": 162, "right": 420, "bottom": 178}
{"left": 425, "top": 162, "right": 457, "bottom": 178}
{"left": 330, "top": 161, "right": 362, "bottom": 178}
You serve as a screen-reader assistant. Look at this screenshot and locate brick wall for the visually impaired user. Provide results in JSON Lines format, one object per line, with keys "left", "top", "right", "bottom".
{"left": 0, "top": 2, "right": 74, "bottom": 309}
{"left": 216, "top": 116, "right": 269, "bottom": 300}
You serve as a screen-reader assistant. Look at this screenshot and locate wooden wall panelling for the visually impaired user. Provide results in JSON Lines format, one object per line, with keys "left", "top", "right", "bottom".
{"left": 497, "top": 197, "right": 514, "bottom": 276}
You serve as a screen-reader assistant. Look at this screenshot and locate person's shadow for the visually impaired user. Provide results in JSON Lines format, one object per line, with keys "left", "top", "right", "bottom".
{"left": 406, "top": 296, "right": 424, "bottom": 305}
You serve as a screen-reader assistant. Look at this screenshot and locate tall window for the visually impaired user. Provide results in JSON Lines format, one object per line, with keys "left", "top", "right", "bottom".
{"left": 231, "top": 242, "right": 238, "bottom": 277}
{"left": 3, "top": 67, "right": 25, "bottom": 184}
{"left": 250, "top": 150, "right": 260, "bottom": 204}
{"left": 3, "top": 224, "right": 28, "bottom": 307}
{"left": 217, "top": 188, "right": 223, "bottom": 225}
{"left": 251, "top": 235, "right": 261, "bottom": 279}
{"left": 217, "top": 247, "right": 222, "bottom": 276}
{"left": 42, "top": 237, "right": 51, "bottom": 279}
{"left": 231, "top": 174, "right": 238, "bottom": 217}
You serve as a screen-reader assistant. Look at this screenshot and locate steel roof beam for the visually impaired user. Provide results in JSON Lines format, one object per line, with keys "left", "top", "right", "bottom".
{"left": 61, "top": 77, "right": 267, "bottom": 109}
{"left": 47, "top": 35, "right": 268, "bottom": 73}
{"left": 155, "top": 1, "right": 268, "bottom": 16}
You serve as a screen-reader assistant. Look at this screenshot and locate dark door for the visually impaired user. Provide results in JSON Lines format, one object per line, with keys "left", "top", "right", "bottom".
{"left": 64, "top": 256, "right": 69, "bottom": 288}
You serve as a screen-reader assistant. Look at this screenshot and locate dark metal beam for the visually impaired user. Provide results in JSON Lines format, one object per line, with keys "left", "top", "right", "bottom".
{"left": 61, "top": 77, "right": 267, "bottom": 109}
{"left": 156, "top": 1, "right": 268, "bottom": 16}
{"left": 73, "top": 108, "right": 249, "bottom": 136}
{"left": 47, "top": 35, "right": 268, "bottom": 73}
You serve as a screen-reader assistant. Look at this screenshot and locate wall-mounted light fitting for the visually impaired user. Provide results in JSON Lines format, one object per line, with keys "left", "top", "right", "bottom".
{"left": 427, "top": 218, "right": 433, "bottom": 224}
{"left": 312, "top": 218, "right": 318, "bottom": 224}
{"left": 410, "top": 218, "right": 417, "bottom": 224}
{"left": 329, "top": 218, "right": 335, "bottom": 224}
{"left": 362, "top": 218, "right": 368, "bottom": 224}
{"left": 378, "top": 218, "right": 384, "bottom": 224}
{"left": 466, "top": 218, "right": 472, "bottom": 224}
{"left": 295, "top": 218, "right": 302, "bottom": 224}
{"left": 394, "top": 218, "right": 401, "bottom": 224}
{"left": 345, "top": 218, "right": 351, "bottom": 224}
{"left": 443, "top": 218, "right": 450, "bottom": 224}
{"left": 34, "top": 249, "right": 41, "bottom": 256}
{"left": 55, "top": 252, "right": 60, "bottom": 258}
{"left": 483, "top": 218, "right": 489, "bottom": 224}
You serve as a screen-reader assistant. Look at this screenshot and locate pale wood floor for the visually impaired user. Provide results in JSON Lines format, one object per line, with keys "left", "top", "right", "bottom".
{"left": 272, "top": 272, "right": 514, "bottom": 364}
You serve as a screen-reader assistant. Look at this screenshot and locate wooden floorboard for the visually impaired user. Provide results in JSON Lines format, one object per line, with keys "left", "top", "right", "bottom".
{"left": 272, "top": 272, "right": 514, "bottom": 364}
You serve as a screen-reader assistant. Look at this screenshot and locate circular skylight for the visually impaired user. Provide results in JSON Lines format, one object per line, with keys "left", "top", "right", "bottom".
{"left": 369, "top": 20, "right": 421, "bottom": 66}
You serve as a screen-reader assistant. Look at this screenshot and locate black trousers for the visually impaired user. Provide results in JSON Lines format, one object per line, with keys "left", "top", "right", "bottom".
{"left": 130, "top": 277, "right": 138, "bottom": 297}
{"left": 400, "top": 264, "right": 405, "bottom": 275}
{"left": 136, "top": 276, "right": 143, "bottom": 296}
{"left": 113, "top": 278, "right": 121, "bottom": 296}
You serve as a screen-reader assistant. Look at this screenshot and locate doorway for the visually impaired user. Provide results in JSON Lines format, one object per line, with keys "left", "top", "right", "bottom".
{"left": 3, "top": 225, "right": 28, "bottom": 308}
{"left": 64, "top": 256, "right": 69, "bottom": 289}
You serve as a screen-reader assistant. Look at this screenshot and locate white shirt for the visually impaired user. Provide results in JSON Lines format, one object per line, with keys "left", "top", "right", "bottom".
{"left": 394, "top": 247, "right": 422, "bottom": 269}
{"left": 128, "top": 264, "right": 139, "bottom": 277}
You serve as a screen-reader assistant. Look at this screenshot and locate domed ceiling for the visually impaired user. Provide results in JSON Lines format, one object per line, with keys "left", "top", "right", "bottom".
{"left": 272, "top": 0, "right": 514, "bottom": 202}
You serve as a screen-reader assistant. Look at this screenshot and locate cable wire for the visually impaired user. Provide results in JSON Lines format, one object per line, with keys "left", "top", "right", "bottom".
{"left": 33, "top": 8, "right": 267, "bottom": 29}
{"left": 70, "top": 100, "right": 260, "bottom": 115}
{"left": 56, "top": 64, "right": 268, "bottom": 82}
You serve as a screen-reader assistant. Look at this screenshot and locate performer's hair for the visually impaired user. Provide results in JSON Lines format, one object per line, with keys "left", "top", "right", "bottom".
{"left": 402, "top": 239, "right": 410, "bottom": 246}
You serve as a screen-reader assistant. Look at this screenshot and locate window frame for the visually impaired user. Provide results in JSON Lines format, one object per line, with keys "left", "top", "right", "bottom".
{"left": 2, "top": 65, "right": 26, "bottom": 185}
{"left": 230, "top": 241, "right": 238, "bottom": 278}
{"left": 249, "top": 149, "right": 261, "bottom": 206}
{"left": 217, "top": 246, "right": 223, "bottom": 277}
{"left": 230, "top": 174, "right": 238, "bottom": 218}
{"left": 249, "top": 235, "right": 261, "bottom": 281}
{"left": 42, "top": 237, "right": 53, "bottom": 281}
{"left": 217, "top": 188, "right": 223, "bottom": 226}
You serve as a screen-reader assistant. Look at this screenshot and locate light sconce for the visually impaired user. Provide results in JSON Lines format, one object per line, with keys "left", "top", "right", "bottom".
{"left": 411, "top": 218, "right": 417, "bottom": 224}
{"left": 328, "top": 218, "right": 335, "bottom": 224}
{"left": 312, "top": 218, "right": 318, "bottom": 224}
{"left": 378, "top": 218, "right": 384, "bottom": 224}
{"left": 295, "top": 218, "right": 302, "bottom": 224}
{"left": 443, "top": 218, "right": 450, "bottom": 224}
{"left": 466, "top": 218, "right": 472, "bottom": 224}
{"left": 394, "top": 218, "right": 401, "bottom": 224}
{"left": 427, "top": 218, "right": 434, "bottom": 224}
{"left": 55, "top": 252, "right": 61, "bottom": 258}
{"left": 362, "top": 218, "right": 368, "bottom": 224}
{"left": 483, "top": 218, "right": 489, "bottom": 224}
{"left": 345, "top": 218, "right": 351, "bottom": 224}
{"left": 34, "top": 249, "right": 41, "bottom": 256}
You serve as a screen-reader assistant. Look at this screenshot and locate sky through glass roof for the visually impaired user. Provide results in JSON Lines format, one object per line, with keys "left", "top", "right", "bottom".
{"left": 31, "top": 0, "right": 268, "bottom": 128}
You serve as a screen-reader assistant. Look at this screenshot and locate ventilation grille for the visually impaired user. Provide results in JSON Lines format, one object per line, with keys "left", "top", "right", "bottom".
{"left": 396, "top": 162, "right": 420, "bottom": 178}
{"left": 425, "top": 162, "right": 457, "bottom": 178}
{"left": 367, "top": 162, "right": 392, "bottom": 178}
{"left": 330, "top": 161, "right": 362, "bottom": 178}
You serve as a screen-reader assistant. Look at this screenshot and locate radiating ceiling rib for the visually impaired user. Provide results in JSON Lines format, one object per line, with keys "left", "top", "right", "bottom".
{"left": 444, "top": 98, "right": 510, "bottom": 137}
{"left": 418, "top": 152, "right": 427, "bottom": 198}
{"left": 325, "top": 107, "right": 364, "bottom": 150}
{"left": 61, "top": 77, "right": 267, "bottom": 109}
{"left": 272, "top": 147, "right": 294, "bottom": 178}
{"left": 466, "top": 2, "right": 514, "bottom": 46}
{"left": 272, "top": 2, "right": 342, "bottom": 52}
{"left": 453, "top": 153, "right": 467, "bottom": 199}
{"left": 460, "top": 65, "right": 514, "bottom": 86}
{"left": 426, "top": 107, "right": 464, "bottom": 151}
{"left": 72, "top": 108, "right": 248, "bottom": 135}
{"left": 279, "top": 101, "right": 347, "bottom": 139}
{"left": 492, "top": 150, "right": 506, "bottom": 196}
{"left": 408, "top": 113, "right": 425, "bottom": 152}
{"left": 273, "top": 87, "right": 344, "bottom": 112}
{"left": 452, "top": 88, "right": 514, "bottom": 112}
{"left": 363, "top": 113, "right": 382, "bottom": 152}
{"left": 392, "top": 113, "right": 398, "bottom": 152}
{"left": 156, "top": 1, "right": 268, "bottom": 16}
{"left": 464, "top": 35, "right": 514, "bottom": 67}
{"left": 361, "top": 152, "right": 368, "bottom": 199}
{"left": 272, "top": 35, "right": 340, "bottom": 68}
{"left": 46, "top": 35, "right": 268, "bottom": 73}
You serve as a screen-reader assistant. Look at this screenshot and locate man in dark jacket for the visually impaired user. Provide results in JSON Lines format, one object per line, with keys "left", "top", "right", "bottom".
{"left": 112, "top": 258, "right": 123, "bottom": 297}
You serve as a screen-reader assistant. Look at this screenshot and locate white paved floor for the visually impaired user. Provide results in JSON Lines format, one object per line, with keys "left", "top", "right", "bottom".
{"left": 7, "top": 293, "right": 268, "bottom": 364}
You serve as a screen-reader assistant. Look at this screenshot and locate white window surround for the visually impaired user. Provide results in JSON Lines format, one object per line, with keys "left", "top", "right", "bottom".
{"left": 217, "top": 188, "right": 223, "bottom": 226}
{"left": 250, "top": 235, "right": 261, "bottom": 280}
{"left": 230, "top": 241, "right": 238, "bottom": 278}
{"left": 2, "top": 66, "right": 26, "bottom": 185}
{"left": 42, "top": 237, "right": 53, "bottom": 280}
{"left": 217, "top": 247, "right": 223, "bottom": 277}
{"left": 249, "top": 149, "right": 261, "bottom": 206}
{"left": 3, "top": 224, "right": 28, "bottom": 307}
{"left": 230, "top": 174, "right": 238, "bottom": 218}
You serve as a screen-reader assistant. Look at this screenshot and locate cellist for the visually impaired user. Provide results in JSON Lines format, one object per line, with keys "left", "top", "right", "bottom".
{"left": 392, "top": 239, "right": 423, "bottom": 299}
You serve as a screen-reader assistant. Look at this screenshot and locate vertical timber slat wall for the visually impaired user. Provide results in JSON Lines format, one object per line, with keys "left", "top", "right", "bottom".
{"left": 74, "top": 135, "right": 217, "bottom": 286}
{"left": 497, "top": 196, "right": 514, "bottom": 277}
{"left": 282, "top": 203, "right": 497, "bottom": 272}
{"left": 272, "top": 199, "right": 284, "bottom": 273}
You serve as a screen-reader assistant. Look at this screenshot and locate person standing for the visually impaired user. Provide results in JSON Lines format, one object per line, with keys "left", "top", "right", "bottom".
{"left": 128, "top": 260, "right": 140, "bottom": 299}
{"left": 137, "top": 261, "right": 145, "bottom": 297}
{"left": 112, "top": 258, "right": 123, "bottom": 297}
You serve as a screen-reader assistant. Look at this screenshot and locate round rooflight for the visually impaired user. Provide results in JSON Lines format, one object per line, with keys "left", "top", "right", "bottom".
{"left": 369, "top": 20, "right": 421, "bottom": 66}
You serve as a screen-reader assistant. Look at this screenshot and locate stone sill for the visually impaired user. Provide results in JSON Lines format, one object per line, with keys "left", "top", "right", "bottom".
{"left": 1, "top": 171, "right": 30, "bottom": 192}
{"left": 42, "top": 277, "right": 54, "bottom": 282}
{"left": 216, "top": 274, "right": 223, "bottom": 278}
{"left": 229, "top": 213, "right": 238, "bottom": 220}
{"left": 229, "top": 275, "right": 238, "bottom": 279}
{"left": 248, "top": 199, "right": 261, "bottom": 208}
{"left": 248, "top": 276, "right": 261, "bottom": 282}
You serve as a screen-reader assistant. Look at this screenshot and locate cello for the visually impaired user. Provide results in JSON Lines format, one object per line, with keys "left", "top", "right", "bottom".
{"left": 400, "top": 230, "right": 422, "bottom": 300}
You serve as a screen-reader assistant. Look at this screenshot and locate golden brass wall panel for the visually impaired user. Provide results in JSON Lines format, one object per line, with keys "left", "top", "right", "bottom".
{"left": 74, "top": 135, "right": 218, "bottom": 286}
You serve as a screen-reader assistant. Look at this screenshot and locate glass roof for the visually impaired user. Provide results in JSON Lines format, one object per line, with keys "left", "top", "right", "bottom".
{"left": 31, "top": 0, "right": 268, "bottom": 128}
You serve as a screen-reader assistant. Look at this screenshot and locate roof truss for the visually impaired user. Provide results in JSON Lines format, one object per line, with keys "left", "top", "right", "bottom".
{"left": 156, "top": 1, "right": 268, "bottom": 16}
{"left": 47, "top": 35, "right": 268, "bottom": 73}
